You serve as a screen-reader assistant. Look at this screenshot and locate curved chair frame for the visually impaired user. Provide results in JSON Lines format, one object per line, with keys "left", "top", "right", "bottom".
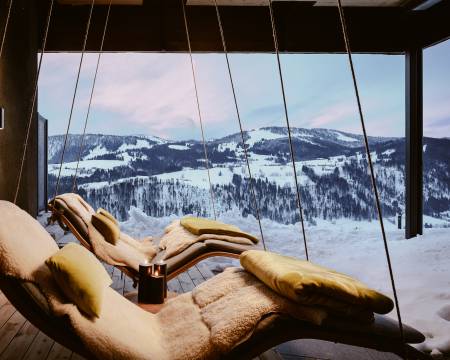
{"left": 0, "top": 275, "right": 430, "bottom": 360}
{"left": 48, "top": 202, "right": 241, "bottom": 284}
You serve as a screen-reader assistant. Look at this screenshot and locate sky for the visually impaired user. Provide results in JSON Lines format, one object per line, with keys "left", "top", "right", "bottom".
{"left": 38, "top": 40, "right": 450, "bottom": 140}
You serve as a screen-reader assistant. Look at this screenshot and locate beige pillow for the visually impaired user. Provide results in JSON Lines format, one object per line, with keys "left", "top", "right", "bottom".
{"left": 91, "top": 213, "right": 120, "bottom": 245}
{"left": 97, "top": 208, "right": 119, "bottom": 225}
{"left": 45, "top": 243, "right": 112, "bottom": 318}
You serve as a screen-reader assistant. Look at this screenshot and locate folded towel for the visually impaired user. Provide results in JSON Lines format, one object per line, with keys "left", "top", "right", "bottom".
{"left": 159, "top": 220, "right": 254, "bottom": 260}
{"left": 240, "top": 250, "right": 394, "bottom": 316}
{"left": 180, "top": 217, "right": 259, "bottom": 244}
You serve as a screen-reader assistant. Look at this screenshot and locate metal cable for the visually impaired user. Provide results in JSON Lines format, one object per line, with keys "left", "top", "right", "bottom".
{"left": 0, "top": 0, "right": 13, "bottom": 61}
{"left": 181, "top": 0, "right": 217, "bottom": 220}
{"left": 336, "top": 0, "right": 406, "bottom": 348}
{"left": 267, "top": 0, "right": 309, "bottom": 260}
{"left": 72, "top": 0, "right": 112, "bottom": 193}
{"left": 13, "top": 0, "right": 55, "bottom": 204}
{"left": 53, "top": 0, "right": 95, "bottom": 202}
{"left": 213, "top": 0, "right": 266, "bottom": 250}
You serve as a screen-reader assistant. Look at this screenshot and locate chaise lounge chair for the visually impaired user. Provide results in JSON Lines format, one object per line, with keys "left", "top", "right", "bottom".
{"left": 48, "top": 193, "right": 256, "bottom": 284}
{"left": 0, "top": 200, "right": 430, "bottom": 360}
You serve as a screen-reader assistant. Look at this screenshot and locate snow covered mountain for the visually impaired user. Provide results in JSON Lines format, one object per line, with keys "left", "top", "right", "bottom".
{"left": 48, "top": 127, "right": 450, "bottom": 226}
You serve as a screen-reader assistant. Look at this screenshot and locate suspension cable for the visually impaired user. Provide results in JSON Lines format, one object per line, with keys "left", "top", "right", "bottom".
{"left": 213, "top": 0, "right": 266, "bottom": 250}
{"left": 267, "top": 0, "right": 309, "bottom": 260}
{"left": 53, "top": 0, "right": 95, "bottom": 202}
{"left": 336, "top": 0, "right": 405, "bottom": 347}
{"left": 13, "top": 0, "right": 55, "bottom": 204}
{"left": 72, "top": 0, "right": 112, "bottom": 193}
{"left": 0, "top": 0, "right": 13, "bottom": 61}
{"left": 181, "top": 0, "right": 217, "bottom": 220}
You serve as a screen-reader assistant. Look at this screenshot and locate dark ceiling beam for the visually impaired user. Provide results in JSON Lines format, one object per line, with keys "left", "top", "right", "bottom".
{"left": 36, "top": 0, "right": 449, "bottom": 53}
{"left": 413, "top": 0, "right": 450, "bottom": 48}
{"left": 37, "top": 0, "right": 410, "bottom": 53}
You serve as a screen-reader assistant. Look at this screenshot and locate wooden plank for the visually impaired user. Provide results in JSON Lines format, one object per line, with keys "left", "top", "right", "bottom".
{"left": 22, "top": 332, "right": 54, "bottom": 360}
{"left": 0, "top": 311, "right": 27, "bottom": 354}
{"left": 110, "top": 268, "right": 125, "bottom": 294}
{"left": 0, "top": 304, "right": 16, "bottom": 329}
{"left": 187, "top": 266, "right": 206, "bottom": 286}
{"left": 167, "top": 278, "right": 183, "bottom": 294}
{"left": 46, "top": 342, "right": 73, "bottom": 360}
{"left": 123, "top": 276, "right": 136, "bottom": 296}
{"left": 0, "top": 321, "right": 39, "bottom": 360}
{"left": 177, "top": 272, "right": 196, "bottom": 293}
{"left": 196, "top": 263, "right": 215, "bottom": 280}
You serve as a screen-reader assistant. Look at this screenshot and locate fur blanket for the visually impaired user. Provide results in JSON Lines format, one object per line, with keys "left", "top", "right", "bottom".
{"left": 159, "top": 220, "right": 256, "bottom": 260}
{"left": 0, "top": 200, "right": 327, "bottom": 360}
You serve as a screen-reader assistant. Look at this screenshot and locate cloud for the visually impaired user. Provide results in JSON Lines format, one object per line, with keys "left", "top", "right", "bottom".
{"left": 89, "top": 53, "right": 238, "bottom": 137}
{"left": 40, "top": 53, "right": 239, "bottom": 138}
{"left": 307, "top": 102, "right": 358, "bottom": 129}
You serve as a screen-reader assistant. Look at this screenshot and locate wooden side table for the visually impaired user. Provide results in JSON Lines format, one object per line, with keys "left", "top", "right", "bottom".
{"left": 125, "top": 291, "right": 178, "bottom": 314}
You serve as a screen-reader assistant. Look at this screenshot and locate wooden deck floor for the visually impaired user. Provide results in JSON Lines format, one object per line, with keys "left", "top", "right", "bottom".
{"left": 0, "top": 216, "right": 405, "bottom": 360}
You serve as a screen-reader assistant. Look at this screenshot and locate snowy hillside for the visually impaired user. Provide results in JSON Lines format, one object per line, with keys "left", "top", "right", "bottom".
{"left": 47, "top": 127, "right": 450, "bottom": 226}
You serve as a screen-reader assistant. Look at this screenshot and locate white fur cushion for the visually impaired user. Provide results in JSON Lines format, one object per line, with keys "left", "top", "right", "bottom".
{"left": 0, "top": 201, "right": 59, "bottom": 281}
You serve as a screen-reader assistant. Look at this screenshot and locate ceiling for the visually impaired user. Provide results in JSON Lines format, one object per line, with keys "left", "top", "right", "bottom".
{"left": 58, "top": 0, "right": 417, "bottom": 7}
{"left": 186, "top": 0, "right": 414, "bottom": 7}
{"left": 57, "top": 0, "right": 143, "bottom": 4}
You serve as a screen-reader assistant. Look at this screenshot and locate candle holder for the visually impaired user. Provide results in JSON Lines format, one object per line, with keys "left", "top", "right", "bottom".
{"left": 138, "top": 262, "right": 152, "bottom": 303}
{"left": 148, "top": 274, "right": 165, "bottom": 304}
{"left": 154, "top": 260, "right": 168, "bottom": 298}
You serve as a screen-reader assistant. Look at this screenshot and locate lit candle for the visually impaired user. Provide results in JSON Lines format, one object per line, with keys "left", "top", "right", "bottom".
{"left": 154, "top": 260, "right": 167, "bottom": 298}
{"left": 148, "top": 274, "right": 165, "bottom": 304}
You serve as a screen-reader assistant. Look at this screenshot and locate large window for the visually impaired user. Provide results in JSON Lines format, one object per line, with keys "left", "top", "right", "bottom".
{"left": 39, "top": 51, "right": 449, "bottom": 354}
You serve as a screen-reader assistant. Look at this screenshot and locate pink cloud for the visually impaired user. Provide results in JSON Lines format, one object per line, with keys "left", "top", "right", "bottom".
{"left": 307, "top": 102, "right": 358, "bottom": 128}
{"left": 89, "top": 53, "right": 236, "bottom": 137}
{"left": 40, "top": 53, "right": 238, "bottom": 138}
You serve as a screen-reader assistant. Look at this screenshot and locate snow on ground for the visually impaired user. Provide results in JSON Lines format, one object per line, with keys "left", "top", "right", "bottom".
{"left": 48, "top": 160, "right": 128, "bottom": 177}
{"left": 84, "top": 145, "right": 110, "bottom": 160}
{"left": 152, "top": 155, "right": 347, "bottom": 188}
{"left": 333, "top": 130, "right": 359, "bottom": 142}
{"left": 245, "top": 128, "right": 285, "bottom": 146}
{"left": 117, "top": 139, "right": 154, "bottom": 152}
{"left": 168, "top": 144, "right": 190, "bottom": 150}
{"left": 120, "top": 209, "right": 450, "bottom": 357}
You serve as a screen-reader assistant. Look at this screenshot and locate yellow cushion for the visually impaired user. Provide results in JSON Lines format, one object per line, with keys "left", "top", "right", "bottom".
{"left": 92, "top": 213, "right": 120, "bottom": 245}
{"left": 97, "top": 208, "right": 118, "bottom": 225}
{"left": 240, "top": 250, "right": 394, "bottom": 315}
{"left": 45, "top": 243, "right": 112, "bottom": 318}
{"left": 180, "top": 217, "right": 259, "bottom": 244}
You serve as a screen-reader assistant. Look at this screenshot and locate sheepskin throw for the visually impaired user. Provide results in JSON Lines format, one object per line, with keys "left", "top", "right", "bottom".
{"left": 159, "top": 220, "right": 255, "bottom": 259}
{"left": 0, "top": 200, "right": 327, "bottom": 360}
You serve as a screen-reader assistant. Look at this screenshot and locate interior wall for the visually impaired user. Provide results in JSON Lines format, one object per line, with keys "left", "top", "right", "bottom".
{"left": 0, "top": 0, "right": 38, "bottom": 216}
